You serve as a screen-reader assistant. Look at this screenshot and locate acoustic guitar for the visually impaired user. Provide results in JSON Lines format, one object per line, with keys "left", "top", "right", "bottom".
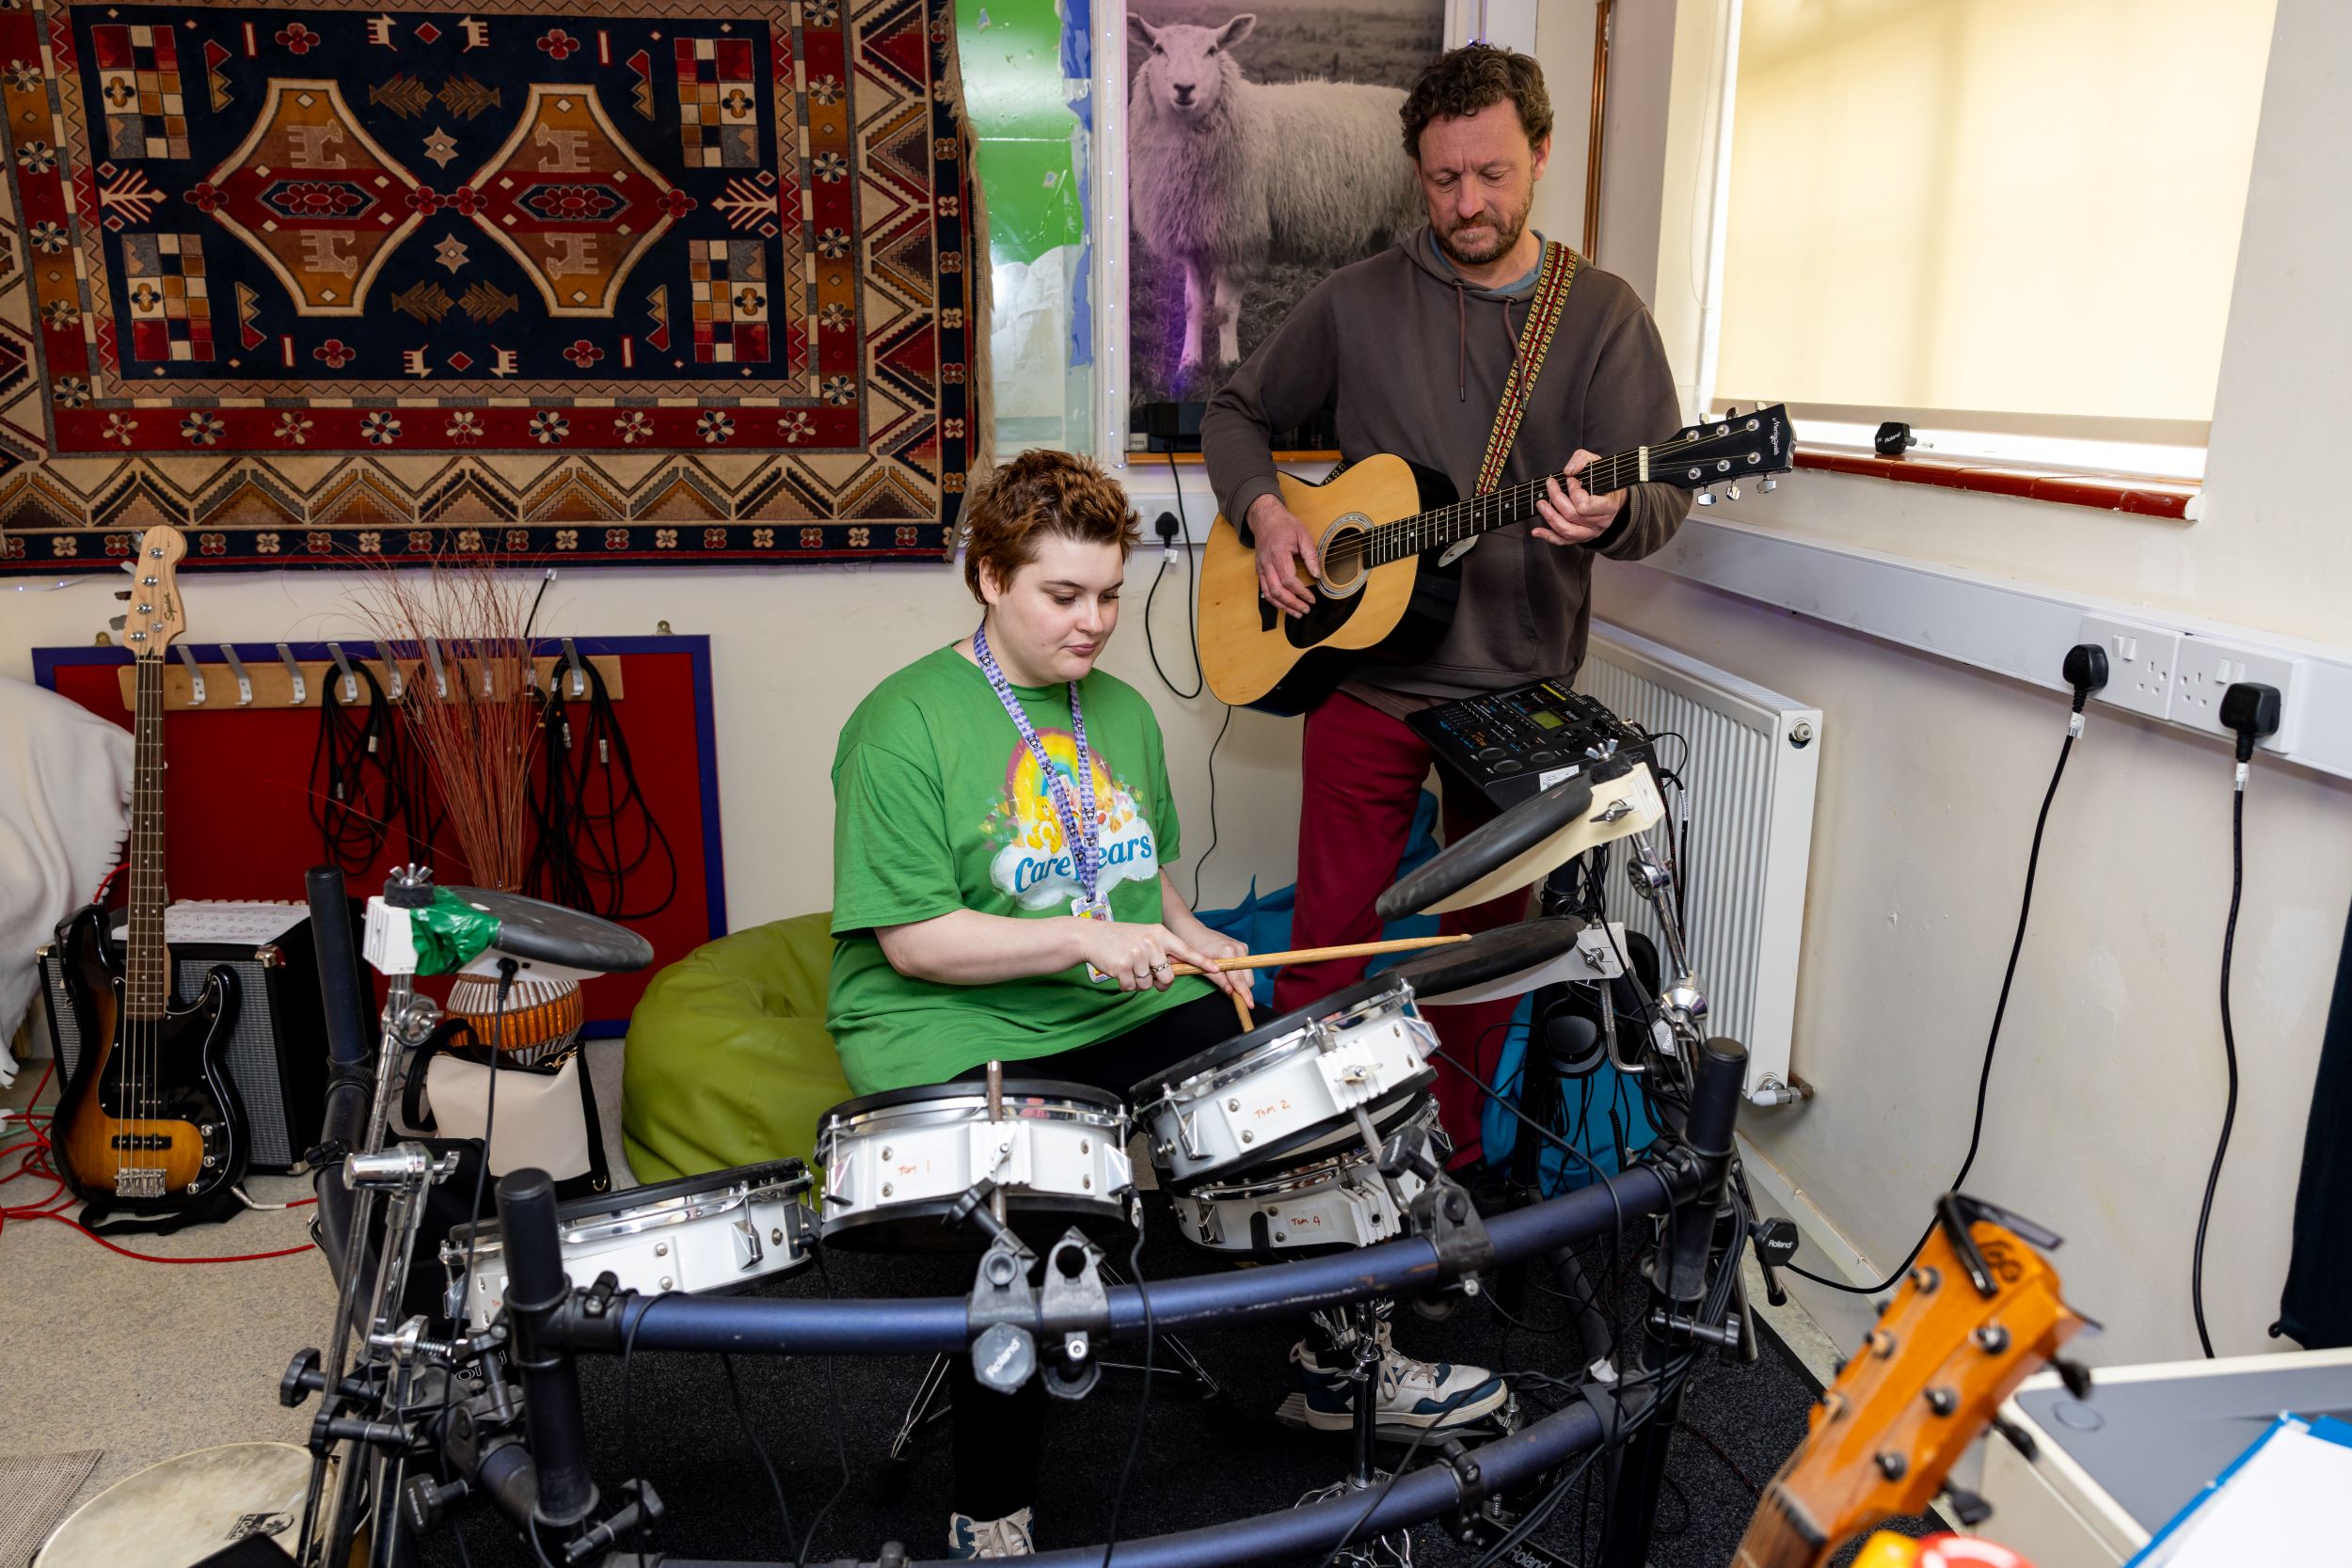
{"left": 1733, "top": 1195, "right": 2090, "bottom": 1568}
{"left": 1199, "top": 406, "right": 1793, "bottom": 712}
{"left": 51, "top": 524, "right": 249, "bottom": 1216}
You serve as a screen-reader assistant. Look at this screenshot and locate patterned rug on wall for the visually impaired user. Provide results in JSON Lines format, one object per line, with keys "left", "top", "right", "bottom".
{"left": 0, "top": 0, "right": 976, "bottom": 572}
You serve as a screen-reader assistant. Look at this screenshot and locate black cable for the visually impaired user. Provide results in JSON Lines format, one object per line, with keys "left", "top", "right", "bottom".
{"left": 1654, "top": 1472, "right": 1690, "bottom": 1537}
{"left": 2192, "top": 784, "right": 2246, "bottom": 1358}
{"left": 525, "top": 656, "right": 676, "bottom": 921}
{"left": 1100, "top": 1201, "right": 1156, "bottom": 1568}
{"left": 1787, "top": 723, "right": 2081, "bottom": 1294}
{"left": 523, "top": 569, "right": 554, "bottom": 638}
{"left": 621, "top": 1300, "right": 664, "bottom": 1559}
{"left": 1189, "top": 702, "right": 1234, "bottom": 911}
{"left": 309, "top": 661, "right": 405, "bottom": 874}
{"left": 1143, "top": 452, "right": 1206, "bottom": 702}
{"left": 1143, "top": 551, "right": 1205, "bottom": 702}
{"left": 431, "top": 960, "right": 514, "bottom": 1560}
{"left": 723, "top": 1350, "right": 797, "bottom": 1555}
{"left": 1311, "top": 1385, "right": 1476, "bottom": 1568}
{"left": 797, "top": 1246, "right": 854, "bottom": 1568}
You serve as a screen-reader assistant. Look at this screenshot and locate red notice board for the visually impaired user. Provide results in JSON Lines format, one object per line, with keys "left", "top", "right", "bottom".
{"left": 33, "top": 636, "right": 725, "bottom": 1037}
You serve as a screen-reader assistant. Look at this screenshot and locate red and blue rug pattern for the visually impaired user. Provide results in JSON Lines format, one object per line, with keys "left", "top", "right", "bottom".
{"left": 0, "top": 0, "right": 974, "bottom": 570}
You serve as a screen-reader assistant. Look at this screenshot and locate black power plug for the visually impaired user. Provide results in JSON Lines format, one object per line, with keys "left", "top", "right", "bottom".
{"left": 2220, "top": 681, "right": 2280, "bottom": 768}
{"left": 2061, "top": 641, "right": 2109, "bottom": 735}
{"left": 1153, "top": 510, "right": 1182, "bottom": 546}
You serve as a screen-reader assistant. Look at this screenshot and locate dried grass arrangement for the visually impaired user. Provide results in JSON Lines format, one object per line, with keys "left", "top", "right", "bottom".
{"left": 355, "top": 556, "right": 546, "bottom": 892}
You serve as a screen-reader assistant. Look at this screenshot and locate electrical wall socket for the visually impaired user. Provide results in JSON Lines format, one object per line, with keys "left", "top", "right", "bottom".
{"left": 2077, "top": 614, "right": 2180, "bottom": 721}
{"left": 2173, "top": 636, "right": 2303, "bottom": 752}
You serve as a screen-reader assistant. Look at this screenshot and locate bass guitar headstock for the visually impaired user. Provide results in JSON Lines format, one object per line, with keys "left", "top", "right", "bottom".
{"left": 1665, "top": 404, "right": 1794, "bottom": 505}
{"left": 119, "top": 524, "right": 188, "bottom": 662}
{"left": 1740, "top": 1195, "right": 2090, "bottom": 1568}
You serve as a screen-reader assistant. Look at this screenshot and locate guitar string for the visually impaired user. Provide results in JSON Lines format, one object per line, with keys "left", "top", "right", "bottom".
{"left": 1362, "top": 427, "right": 1744, "bottom": 559}
{"left": 135, "top": 653, "right": 154, "bottom": 1179}
{"left": 1317, "top": 423, "right": 1775, "bottom": 577}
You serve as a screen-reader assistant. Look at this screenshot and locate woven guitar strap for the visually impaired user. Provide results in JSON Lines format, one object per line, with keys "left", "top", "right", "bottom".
{"left": 1472, "top": 240, "right": 1581, "bottom": 497}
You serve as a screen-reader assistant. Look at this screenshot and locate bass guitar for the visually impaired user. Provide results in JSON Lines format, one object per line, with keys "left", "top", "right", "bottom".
{"left": 52, "top": 524, "right": 249, "bottom": 1217}
{"left": 1734, "top": 1195, "right": 2090, "bottom": 1568}
{"left": 1199, "top": 406, "right": 1793, "bottom": 712}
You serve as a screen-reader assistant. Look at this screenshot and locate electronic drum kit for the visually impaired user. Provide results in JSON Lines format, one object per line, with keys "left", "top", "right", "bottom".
{"left": 40, "top": 750, "right": 1717, "bottom": 1568}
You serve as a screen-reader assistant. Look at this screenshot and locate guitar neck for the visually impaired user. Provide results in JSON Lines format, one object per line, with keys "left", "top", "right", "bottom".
{"left": 126, "top": 654, "right": 167, "bottom": 1022}
{"left": 1730, "top": 1480, "right": 1829, "bottom": 1568}
{"left": 1363, "top": 446, "right": 1655, "bottom": 568}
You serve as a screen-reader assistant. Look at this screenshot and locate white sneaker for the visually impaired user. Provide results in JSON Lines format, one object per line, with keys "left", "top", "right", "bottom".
{"left": 1292, "top": 1330, "right": 1509, "bottom": 1434}
{"left": 948, "top": 1506, "right": 1035, "bottom": 1559}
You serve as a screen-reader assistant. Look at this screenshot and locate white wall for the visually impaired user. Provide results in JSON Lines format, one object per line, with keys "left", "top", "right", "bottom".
{"left": 1593, "top": 0, "right": 2352, "bottom": 1363}
{"left": 0, "top": 558, "right": 1303, "bottom": 931}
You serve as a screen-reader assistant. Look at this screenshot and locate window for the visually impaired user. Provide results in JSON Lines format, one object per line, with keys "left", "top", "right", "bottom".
{"left": 1709, "top": 0, "right": 2277, "bottom": 463}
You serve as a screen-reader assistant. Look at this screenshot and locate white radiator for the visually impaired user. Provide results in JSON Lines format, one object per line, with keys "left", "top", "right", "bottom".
{"left": 1577, "top": 624, "right": 1821, "bottom": 1102}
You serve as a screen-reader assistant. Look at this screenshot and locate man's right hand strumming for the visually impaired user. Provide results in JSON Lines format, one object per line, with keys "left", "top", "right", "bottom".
{"left": 1248, "top": 493, "right": 1321, "bottom": 618}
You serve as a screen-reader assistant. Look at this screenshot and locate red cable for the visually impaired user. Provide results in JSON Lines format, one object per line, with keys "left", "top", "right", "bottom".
{"left": 1, "top": 1059, "right": 315, "bottom": 1259}
{"left": 8, "top": 1209, "right": 317, "bottom": 1263}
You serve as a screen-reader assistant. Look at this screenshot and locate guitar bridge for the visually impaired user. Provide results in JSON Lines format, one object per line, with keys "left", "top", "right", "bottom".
{"left": 115, "top": 1167, "right": 167, "bottom": 1198}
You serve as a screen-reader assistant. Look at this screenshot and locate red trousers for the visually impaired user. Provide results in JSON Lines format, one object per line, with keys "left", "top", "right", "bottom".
{"left": 1271, "top": 690, "right": 1531, "bottom": 1157}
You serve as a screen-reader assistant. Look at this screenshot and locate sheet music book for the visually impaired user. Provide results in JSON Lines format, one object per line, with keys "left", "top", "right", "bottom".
{"left": 111, "top": 900, "right": 310, "bottom": 946}
{"left": 2126, "top": 1412, "right": 2352, "bottom": 1566}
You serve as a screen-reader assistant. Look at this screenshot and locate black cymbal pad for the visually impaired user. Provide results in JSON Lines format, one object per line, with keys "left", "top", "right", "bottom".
{"left": 1390, "top": 918, "right": 1585, "bottom": 999}
{"left": 441, "top": 886, "right": 657, "bottom": 974}
{"left": 1375, "top": 775, "right": 1596, "bottom": 922}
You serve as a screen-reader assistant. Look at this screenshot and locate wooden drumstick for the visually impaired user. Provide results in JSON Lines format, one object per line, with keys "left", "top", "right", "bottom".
{"left": 1168, "top": 932, "right": 1470, "bottom": 978}
{"left": 1229, "top": 987, "right": 1254, "bottom": 1031}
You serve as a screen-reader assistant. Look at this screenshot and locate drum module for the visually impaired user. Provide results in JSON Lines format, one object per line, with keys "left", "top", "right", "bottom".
{"left": 1407, "top": 676, "right": 1656, "bottom": 810}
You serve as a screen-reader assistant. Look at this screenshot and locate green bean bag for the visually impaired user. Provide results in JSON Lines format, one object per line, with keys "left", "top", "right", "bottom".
{"left": 621, "top": 911, "right": 851, "bottom": 1182}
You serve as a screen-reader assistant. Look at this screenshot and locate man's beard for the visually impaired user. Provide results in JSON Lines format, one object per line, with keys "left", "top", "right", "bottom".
{"left": 1436, "top": 198, "right": 1530, "bottom": 269}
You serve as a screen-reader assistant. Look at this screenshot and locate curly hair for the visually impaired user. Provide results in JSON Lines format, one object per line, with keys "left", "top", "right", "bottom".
{"left": 960, "top": 449, "right": 1141, "bottom": 603}
{"left": 1399, "top": 43, "right": 1553, "bottom": 161}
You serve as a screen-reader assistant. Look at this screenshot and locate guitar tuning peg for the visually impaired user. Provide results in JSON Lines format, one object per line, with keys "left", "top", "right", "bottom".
{"left": 114, "top": 589, "right": 131, "bottom": 600}
{"left": 2052, "top": 1356, "right": 2093, "bottom": 1401}
{"left": 1694, "top": 490, "right": 1715, "bottom": 506}
{"left": 1760, "top": 478, "right": 1777, "bottom": 492}
{"left": 1726, "top": 484, "right": 1742, "bottom": 501}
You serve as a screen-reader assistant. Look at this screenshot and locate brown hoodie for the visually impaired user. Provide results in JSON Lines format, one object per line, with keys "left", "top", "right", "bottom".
{"left": 1200, "top": 229, "right": 1691, "bottom": 713}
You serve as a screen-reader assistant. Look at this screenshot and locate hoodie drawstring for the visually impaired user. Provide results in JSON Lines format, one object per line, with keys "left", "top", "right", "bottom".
{"left": 1454, "top": 280, "right": 1467, "bottom": 401}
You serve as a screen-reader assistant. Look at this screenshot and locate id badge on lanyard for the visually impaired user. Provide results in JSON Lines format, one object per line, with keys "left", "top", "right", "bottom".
{"left": 1073, "top": 892, "right": 1113, "bottom": 983}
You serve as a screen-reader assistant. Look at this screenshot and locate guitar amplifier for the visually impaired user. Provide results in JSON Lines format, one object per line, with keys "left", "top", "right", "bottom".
{"left": 37, "top": 908, "right": 339, "bottom": 1172}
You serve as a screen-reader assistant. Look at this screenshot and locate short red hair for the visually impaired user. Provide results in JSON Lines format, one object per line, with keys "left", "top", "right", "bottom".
{"left": 961, "top": 449, "right": 1142, "bottom": 602}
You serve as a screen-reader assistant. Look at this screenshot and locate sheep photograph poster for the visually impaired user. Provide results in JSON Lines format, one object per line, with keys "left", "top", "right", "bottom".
{"left": 1125, "top": 2, "right": 1446, "bottom": 413}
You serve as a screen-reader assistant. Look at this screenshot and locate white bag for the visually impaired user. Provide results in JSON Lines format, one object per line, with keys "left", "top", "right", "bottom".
{"left": 420, "top": 1051, "right": 594, "bottom": 1181}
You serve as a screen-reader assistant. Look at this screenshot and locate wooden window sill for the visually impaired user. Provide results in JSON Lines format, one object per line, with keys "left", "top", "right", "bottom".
{"left": 1793, "top": 447, "right": 2199, "bottom": 519}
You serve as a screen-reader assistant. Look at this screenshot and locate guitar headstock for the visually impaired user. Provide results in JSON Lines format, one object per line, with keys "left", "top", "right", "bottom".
{"left": 1754, "top": 1196, "right": 2089, "bottom": 1565}
{"left": 120, "top": 524, "right": 188, "bottom": 662}
{"left": 1663, "top": 404, "right": 1794, "bottom": 500}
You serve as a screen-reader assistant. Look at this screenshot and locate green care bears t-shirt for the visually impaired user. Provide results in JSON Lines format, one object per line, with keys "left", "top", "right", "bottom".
{"left": 826, "top": 644, "right": 1214, "bottom": 1092}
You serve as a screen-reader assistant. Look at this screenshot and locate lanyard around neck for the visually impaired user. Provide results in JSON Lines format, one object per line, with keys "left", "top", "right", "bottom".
{"left": 971, "top": 622, "right": 1100, "bottom": 903}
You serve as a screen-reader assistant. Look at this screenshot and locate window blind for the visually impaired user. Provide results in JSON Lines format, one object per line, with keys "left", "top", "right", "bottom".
{"left": 1713, "top": 0, "right": 2276, "bottom": 436}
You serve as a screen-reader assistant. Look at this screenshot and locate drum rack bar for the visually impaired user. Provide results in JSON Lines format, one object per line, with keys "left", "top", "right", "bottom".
{"left": 662, "top": 1395, "right": 1611, "bottom": 1568}
{"left": 541, "top": 1164, "right": 1681, "bottom": 1357}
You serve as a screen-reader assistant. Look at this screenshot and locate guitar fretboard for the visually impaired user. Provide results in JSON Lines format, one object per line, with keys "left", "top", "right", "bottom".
{"left": 126, "top": 654, "right": 167, "bottom": 1022}
{"left": 1359, "top": 446, "right": 1677, "bottom": 568}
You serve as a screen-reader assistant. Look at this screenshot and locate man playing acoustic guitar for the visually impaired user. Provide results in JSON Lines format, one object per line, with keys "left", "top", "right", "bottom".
{"left": 1200, "top": 43, "right": 1692, "bottom": 1158}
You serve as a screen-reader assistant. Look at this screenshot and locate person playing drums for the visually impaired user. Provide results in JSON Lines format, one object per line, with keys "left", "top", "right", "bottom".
{"left": 827, "top": 449, "right": 1506, "bottom": 1558}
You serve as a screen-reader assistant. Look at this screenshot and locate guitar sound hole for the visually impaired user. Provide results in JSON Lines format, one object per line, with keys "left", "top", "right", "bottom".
{"left": 1319, "top": 521, "right": 1372, "bottom": 596}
